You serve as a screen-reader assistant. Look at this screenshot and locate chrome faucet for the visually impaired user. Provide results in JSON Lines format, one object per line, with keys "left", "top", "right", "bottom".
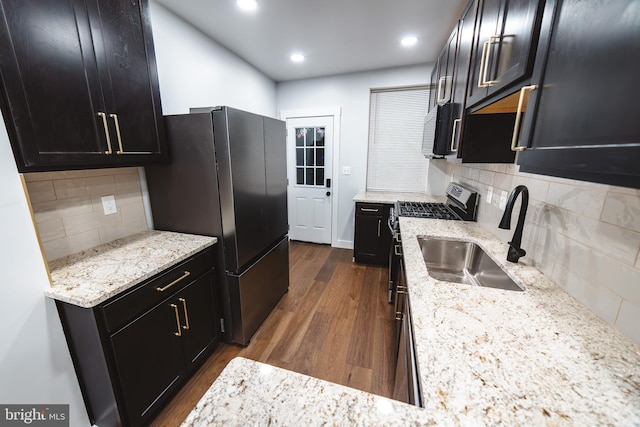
{"left": 498, "top": 185, "right": 529, "bottom": 263}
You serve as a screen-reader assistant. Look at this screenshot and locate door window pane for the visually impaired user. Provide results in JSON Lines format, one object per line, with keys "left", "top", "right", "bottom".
{"left": 316, "top": 148, "right": 324, "bottom": 166}
{"left": 294, "top": 126, "right": 326, "bottom": 187}
{"left": 305, "top": 168, "right": 315, "bottom": 185}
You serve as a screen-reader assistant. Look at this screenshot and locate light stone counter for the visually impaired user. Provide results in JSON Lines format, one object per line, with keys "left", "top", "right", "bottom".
{"left": 353, "top": 191, "right": 446, "bottom": 205}
{"left": 45, "top": 230, "right": 217, "bottom": 308}
{"left": 184, "top": 219, "right": 640, "bottom": 426}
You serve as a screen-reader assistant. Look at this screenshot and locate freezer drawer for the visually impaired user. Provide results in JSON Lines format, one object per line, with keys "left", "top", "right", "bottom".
{"left": 227, "top": 236, "right": 289, "bottom": 345}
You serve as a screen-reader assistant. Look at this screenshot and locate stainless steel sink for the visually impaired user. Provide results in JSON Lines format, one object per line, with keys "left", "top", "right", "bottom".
{"left": 417, "top": 237, "right": 524, "bottom": 291}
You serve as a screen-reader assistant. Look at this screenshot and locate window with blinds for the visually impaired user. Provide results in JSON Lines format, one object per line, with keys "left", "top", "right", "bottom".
{"left": 366, "top": 86, "right": 430, "bottom": 193}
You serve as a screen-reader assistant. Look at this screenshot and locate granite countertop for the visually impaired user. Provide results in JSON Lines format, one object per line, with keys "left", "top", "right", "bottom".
{"left": 45, "top": 230, "right": 217, "bottom": 308}
{"left": 184, "top": 214, "right": 640, "bottom": 425}
{"left": 353, "top": 191, "right": 446, "bottom": 205}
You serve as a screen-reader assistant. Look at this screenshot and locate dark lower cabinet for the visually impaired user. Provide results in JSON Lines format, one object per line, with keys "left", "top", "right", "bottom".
{"left": 354, "top": 202, "right": 392, "bottom": 265}
{"left": 56, "top": 248, "right": 220, "bottom": 427}
{"left": 516, "top": 0, "right": 640, "bottom": 188}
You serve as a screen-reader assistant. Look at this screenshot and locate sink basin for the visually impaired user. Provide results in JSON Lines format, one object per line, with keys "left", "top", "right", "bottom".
{"left": 417, "top": 237, "right": 523, "bottom": 292}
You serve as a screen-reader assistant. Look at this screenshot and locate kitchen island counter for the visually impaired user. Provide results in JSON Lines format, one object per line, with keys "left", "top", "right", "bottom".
{"left": 45, "top": 230, "right": 217, "bottom": 307}
{"left": 184, "top": 219, "right": 640, "bottom": 426}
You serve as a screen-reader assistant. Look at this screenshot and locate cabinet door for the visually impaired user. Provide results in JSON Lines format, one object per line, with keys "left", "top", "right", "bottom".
{"left": 436, "top": 25, "right": 459, "bottom": 107}
{"left": 466, "top": 0, "right": 543, "bottom": 107}
{"left": 110, "top": 299, "right": 185, "bottom": 427}
{"left": 86, "top": 0, "right": 166, "bottom": 157}
{"left": 0, "top": 0, "right": 109, "bottom": 170}
{"left": 354, "top": 214, "right": 384, "bottom": 264}
{"left": 450, "top": 0, "right": 479, "bottom": 155}
{"left": 487, "top": 0, "right": 542, "bottom": 96}
{"left": 517, "top": 0, "right": 640, "bottom": 188}
{"left": 178, "top": 271, "right": 220, "bottom": 370}
{"left": 428, "top": 64, "right": 439, "bottom": 113}
{"left": 466, "top": 0, "right": 501, "bottom": 106}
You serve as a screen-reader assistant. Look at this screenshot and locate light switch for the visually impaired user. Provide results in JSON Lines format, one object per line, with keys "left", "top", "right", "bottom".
{"left": 101, "top": 195, "right": 118, "bottom": 215}
{"left": 342, "top": 166, "right": 351, "bottom": 175}
{"left": 499, "top": 190, "right": 508, "bottom": 210}
{"left": 486, "top": 186, "right": 493, "bottom": 204}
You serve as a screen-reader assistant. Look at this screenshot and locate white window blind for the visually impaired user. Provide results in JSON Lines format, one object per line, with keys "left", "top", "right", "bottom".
{"left": 366, "top": 86, "right": 430, "bottom": 192}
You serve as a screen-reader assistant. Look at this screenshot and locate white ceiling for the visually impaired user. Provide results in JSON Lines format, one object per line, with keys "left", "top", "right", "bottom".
{"left": 154, "top": 0, "right": 467, "bottom": 82}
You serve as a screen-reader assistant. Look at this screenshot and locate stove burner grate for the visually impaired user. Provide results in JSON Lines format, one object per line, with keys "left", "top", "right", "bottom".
{"left": 397, "top": 201, "right": 460, "bottom": 220}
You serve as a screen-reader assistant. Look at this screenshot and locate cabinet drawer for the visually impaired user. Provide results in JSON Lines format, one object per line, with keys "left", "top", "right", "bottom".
{"left": 101, "top": 247, "right": 215, "bottom": 333}
{"left": 356, "top": 203, "right": 391, "bottom": 216}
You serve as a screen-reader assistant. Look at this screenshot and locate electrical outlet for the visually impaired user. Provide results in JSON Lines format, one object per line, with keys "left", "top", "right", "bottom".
{"left": 499, "top": 190, "right": 508, "bottom": 210}
{"left": 342, "top": 166, "right": 351, "bottom": 175}
{"left": 101, "top": 195, "right": 117, "bottom": 215}
{"left": 486, "top": 186, "right": 493, "bottom": 204}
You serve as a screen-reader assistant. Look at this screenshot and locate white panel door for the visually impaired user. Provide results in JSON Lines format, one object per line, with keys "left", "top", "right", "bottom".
{"left": 286, "top": 117, "right": 333, "bottom": 244}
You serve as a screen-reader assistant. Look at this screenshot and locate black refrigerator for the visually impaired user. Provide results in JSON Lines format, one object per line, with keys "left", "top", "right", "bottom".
{"left": 145, "top": 106, "right": 289, "bottom": 346}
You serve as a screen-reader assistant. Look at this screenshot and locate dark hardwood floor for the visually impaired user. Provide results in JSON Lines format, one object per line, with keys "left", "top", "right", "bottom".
{"left": 150, "top": 240, "right": 395, "bottom": 426}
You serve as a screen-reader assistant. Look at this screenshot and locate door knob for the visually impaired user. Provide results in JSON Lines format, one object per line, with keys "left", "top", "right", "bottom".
{"left": 326, "top": 191, "right": 331, "bottom": 196}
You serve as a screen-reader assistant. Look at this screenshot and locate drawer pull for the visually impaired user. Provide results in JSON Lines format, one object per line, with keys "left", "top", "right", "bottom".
{"left": 179, "top": 298, "right": 190, "bottom": 330}
{"left": 98, "top": 112, "right": 113, "bottom": 154}
{"left": 171, "top": 304, "right": 182, "bottom": 336}
{"left": 395, "top": 312, "right": 404, "bottom": 321}
{"left": 109, "top": 113, "right": 124, "bottom": 154}
{"left": 394, "top": 244, "right": 402, "bottom": 256}
{"left": 156, "top": 271, "right": 191, "bottom": 292}
{"left": 511, "top": 85, "right": 538, "bottom": 152}
{"left": 377, "top": 219, "right": 381, "bottom": 237}
{"left": 361, "top": 208, "right": 379, "bottom": 212}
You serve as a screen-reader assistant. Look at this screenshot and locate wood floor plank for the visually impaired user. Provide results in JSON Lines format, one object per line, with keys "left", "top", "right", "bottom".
{"left": 150, "top": 242, "right": 396, "bottom": 426}
{"left": 346, "top": 266, "right": 383, "bottom": 369}
{"left": 267, "top": 279, "right": 329, "bottom": 363}
{"left": 290, "top": 310, "right": 333, "bottom": 376}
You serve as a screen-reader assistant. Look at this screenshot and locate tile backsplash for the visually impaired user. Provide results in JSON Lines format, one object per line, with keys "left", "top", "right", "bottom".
{"left": 24, "top": 168, "right": 149, "bottom": 261}
{"left": 431, "top": 160, "right": 640, "bottom": 346}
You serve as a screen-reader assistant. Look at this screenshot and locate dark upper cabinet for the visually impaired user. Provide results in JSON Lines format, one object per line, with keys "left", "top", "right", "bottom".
{"left": 429, "top": 25, "right": 459, "bottom": 114}
{"left": 466, "top": 0, "right": 544, "bottom": 108}
{"left": 449, "top": 0, "right": 479, "bottom": 155}
{"left": 515, "top": 0, "right": 640, "bottom": 188}
{"left": 0, "top": 0, "right": 167, "bottom": 172}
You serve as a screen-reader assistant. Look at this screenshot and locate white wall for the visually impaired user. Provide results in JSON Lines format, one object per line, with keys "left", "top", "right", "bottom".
{"left": 149, "top": 1, "right": 276, "bottom": 117}
{"left": 277, "top": 65, "right": 432, "bottom": 247}
{"left": 0, "top": 115, "right": 90, "bottom": 425}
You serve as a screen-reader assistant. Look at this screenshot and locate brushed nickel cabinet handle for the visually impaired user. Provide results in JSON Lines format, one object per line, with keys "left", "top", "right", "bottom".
{"left": 171, "top": 303, "right": 182, "bottom": 336}
{"left": 361, "top": 208, "right": 379, "bottom": 213}
{"left": 377, "top": 219, "right": 381, "bottom": 237}
{"left": 477, "top": 40, "right": 490, "bottom": 88}
{"left": 156, "top": 271, "right": 191, "bottom": 292}
{"left": 97, "top": 112, "right": 113, "bottom": 154}
{"left": 437, "top": 76, "right": 446, "bottom": 103}
{"left": 395, "top": 311, "right": 404, "bottom": 321}
{"left": 511, "top": 85, "right": 538, "bottom": 152}
{"left": 179, "top": 298, "right": 190, "bottom": 330}
{"left": 109, "top": 114, "right": 124, "bottom": 154}
{"left": 482, "top": 35, "right": 502, "bottom": 87}
{"left": 450, "top": 118, "right": 462, "bottom": 152}
{"left": 394, "top": 244, "right": 402, "bottom": 256}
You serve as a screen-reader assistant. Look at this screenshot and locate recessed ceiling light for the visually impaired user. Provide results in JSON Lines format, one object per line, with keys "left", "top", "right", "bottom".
{"left": 401, "top": 36, "right": 418, "bottom": 47}
{"left": 290, "top": 53, "right": 305, "bottom": 63}
{"left": 237, "top": 0, "right": 258, "bottom": 11}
